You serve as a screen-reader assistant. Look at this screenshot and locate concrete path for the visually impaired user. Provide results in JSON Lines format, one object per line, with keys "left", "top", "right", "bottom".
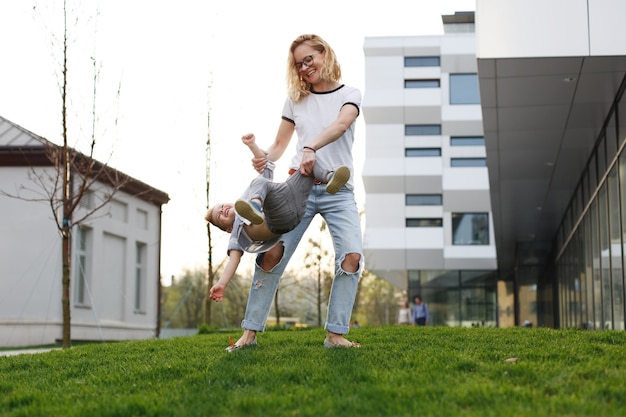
{"left": 0, "top": 348, "right": 59, "bottom": 357}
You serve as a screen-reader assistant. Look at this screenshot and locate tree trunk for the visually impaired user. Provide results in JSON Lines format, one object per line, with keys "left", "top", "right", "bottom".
{"left": 61, "top": 225, "right": 72, "bottom": 349}
{"left": 60, "top": 0, "right": 72, "bottom": 350}
{"left": 274, "top": 289, "right": 280, "bottom": 326}
{"left": 317, "top": 265, "right": 322, "bottom": 327}
{"left": 205, "top": 222, "right": 213, "bottom": 325}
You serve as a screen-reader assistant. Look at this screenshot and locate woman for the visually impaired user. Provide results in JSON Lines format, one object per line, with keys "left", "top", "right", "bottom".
{"left": 398, "top": 301, "right": 411, "bottom": 325}
{"left": 227, "top": 34, "right": 362, "bottom": 350}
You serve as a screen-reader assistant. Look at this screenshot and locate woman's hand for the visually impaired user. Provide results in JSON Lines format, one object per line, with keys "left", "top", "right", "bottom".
{"left": 252, "top": 156, "right": 266, "bottom": 174}
{"left": 300, "top": 147, "right": 316, "bottom": 176}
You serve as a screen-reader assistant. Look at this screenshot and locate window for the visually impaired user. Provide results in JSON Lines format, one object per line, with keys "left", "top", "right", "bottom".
{"left": 451, "top": 158, "right": 486, "bottom": 167}
{"left": 75, "top": 226, "right": 92, "bottom": 306}
{"left": 406, "top": 218, "right": 443, "bottom": 227}
{"left": 452, "top": 213, "right": 489, "bottom": 245}
{"left": 405, "top": 56, "right": 440, "bottom": 67}
{"left": 79, "top": 191, "right": 93, "bottom": 210}
{"left": 450, "top": 136, "right": 484, "bottom": 146}
{"left": 406, "top": 194, "right": 443, "bottom": 206}
{"left": 135, "top": 242, "right": 147, "bottom": 312}
{"left": 405, "top": 79, "right": 440, "bottom": 88}
{"left": 109, "top": 199, "right": 128, "bottom": 222}
{"left": 406, "top": 148, "right": 441, "bottom": 157}
{"left": 405, "top": 124, "right": 441, "bottom": 136}
{"left": 137, "top": 208, "right": 148, "bottom": 230}
{"left": 450, "top": 73, "right": 480, "bottom": 104}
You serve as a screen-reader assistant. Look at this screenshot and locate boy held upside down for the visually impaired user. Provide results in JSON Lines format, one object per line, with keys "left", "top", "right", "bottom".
{"left": 205, "top": 133, "right": 350, "bottom": 302}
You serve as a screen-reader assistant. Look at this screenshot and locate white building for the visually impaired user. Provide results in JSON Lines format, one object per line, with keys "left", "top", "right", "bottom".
{"left": 364, "top": 0, "right": 626, "bottom": 329}
{"left": 0, "top": 116, "right": 169, "bottom": 347}
{"left": 363, "top": 12, "right": 499, "bottom": 327}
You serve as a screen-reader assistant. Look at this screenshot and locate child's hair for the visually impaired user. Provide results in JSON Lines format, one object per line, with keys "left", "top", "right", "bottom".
{"left": 205, "top": 206, "right": 228, "bottom": 232}
{"left": 286, "top": 34, "right": 341, "bottom": 103}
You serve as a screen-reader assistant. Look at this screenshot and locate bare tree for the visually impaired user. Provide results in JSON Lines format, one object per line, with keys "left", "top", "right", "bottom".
{"left": 0, "top": 1, "right": 134, "bottom": 349}
{"left": 174, "top": 269, "right": 208, "bottom": 329}
{"left": 354, "top": 270, "right": 401, "bottom": 325}
{"left": 304, "top": 220, "right": 333, "bottom": 326}
{"left": 205, "top": 88, "right": 214, "bottom": 326}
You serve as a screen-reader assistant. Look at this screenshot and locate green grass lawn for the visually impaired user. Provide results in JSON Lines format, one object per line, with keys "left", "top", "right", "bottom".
{"left": 1, "top": 326, "right": 625, "bottom": 417}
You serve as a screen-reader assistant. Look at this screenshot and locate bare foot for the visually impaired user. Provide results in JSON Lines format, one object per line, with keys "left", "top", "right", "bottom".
{"left": 325, "top": 332, "right": 360, "bottom": 348}
{"left": 226, "top": 329, "right": 257, "bottom": 352}
{"left": 236, "top": 329, "right": 257, "bottom": 346}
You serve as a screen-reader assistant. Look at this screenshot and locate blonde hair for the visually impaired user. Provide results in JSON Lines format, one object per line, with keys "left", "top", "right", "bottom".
{"left": 286, "top": 34, "right": 342, "bottom": 103}
{"left": 205, "top": 206, "right": 228, "bottom": 232}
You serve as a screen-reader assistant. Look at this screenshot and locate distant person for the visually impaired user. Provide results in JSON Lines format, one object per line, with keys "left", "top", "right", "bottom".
{"left": 205, "top": 133, "right": 350, "bottom": 302}
{"left": 397, "top": 301, "right": 411, "bottom": 325}
{"left": 412, "top": 295, "right": 429, "bottom": 326}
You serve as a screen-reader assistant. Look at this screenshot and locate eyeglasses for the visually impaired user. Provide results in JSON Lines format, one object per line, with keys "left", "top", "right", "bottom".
{"left": 294, "top": 52, "right": 321, "bottom": 70}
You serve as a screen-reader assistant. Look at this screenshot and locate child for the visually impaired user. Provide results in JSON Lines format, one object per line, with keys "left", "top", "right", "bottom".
{"left": 205, "top": 133, "right": 350, "bottom": 302}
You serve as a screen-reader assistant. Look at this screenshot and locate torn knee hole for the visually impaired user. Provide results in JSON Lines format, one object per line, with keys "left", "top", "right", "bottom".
{"left": 341, "top": 253, "right": 361, "bottom": 273}
{"left": 259, "top": 242, "right": 285, "bottom": 271}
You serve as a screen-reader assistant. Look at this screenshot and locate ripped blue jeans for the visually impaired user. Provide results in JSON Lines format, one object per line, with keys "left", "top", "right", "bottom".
{"left": 241, "top": 184, "right": 363, "bottom": 335}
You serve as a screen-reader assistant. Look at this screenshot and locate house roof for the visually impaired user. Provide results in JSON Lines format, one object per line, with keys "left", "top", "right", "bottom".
{"left": 0, "top": 115, "right": 169, "bottom": 206}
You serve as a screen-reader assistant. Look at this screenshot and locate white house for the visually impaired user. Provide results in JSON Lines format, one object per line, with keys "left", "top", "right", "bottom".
{"left": 0, "top": 115, "right": 170, "bottom": 347}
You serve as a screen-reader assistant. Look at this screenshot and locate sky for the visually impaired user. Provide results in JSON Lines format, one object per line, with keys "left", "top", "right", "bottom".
{"left": 0, "top": 0, "right": 476, "bottom": 284}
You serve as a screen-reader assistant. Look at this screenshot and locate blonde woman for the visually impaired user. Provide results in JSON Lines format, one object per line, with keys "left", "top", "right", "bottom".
{"left": 227, "top": 34, "right": 362, "bottom": 351}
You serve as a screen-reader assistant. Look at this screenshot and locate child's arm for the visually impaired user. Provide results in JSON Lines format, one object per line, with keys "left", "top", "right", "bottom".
{"left": 209, "top": 250, "right": 243, "bottom": 302}
{"left": 242, "top": 133, "right": 268, "bottom": 160}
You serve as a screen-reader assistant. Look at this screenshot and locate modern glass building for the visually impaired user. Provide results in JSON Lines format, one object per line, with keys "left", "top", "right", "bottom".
{"left": 362, "top": 12, "right": 500, "bottom": 327}
{"left": 363, "top": 1, "right": 626, "bottom": 329}
{"left": 476, "top": 0, "right": 626, "bottom": 329}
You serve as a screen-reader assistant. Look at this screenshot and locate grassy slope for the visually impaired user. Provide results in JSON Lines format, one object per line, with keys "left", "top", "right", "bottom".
{"left": 1, "top": 327, "right": 625, "bottom": 417}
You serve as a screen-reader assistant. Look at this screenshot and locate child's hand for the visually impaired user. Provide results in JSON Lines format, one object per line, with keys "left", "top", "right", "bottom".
{"left": 241, "top": 133, "right": 256, "bottom": 146}
{"left": 243, "top": 133, "right": 268, "bottom": 167}
{"left": 209, "top": 284, "right": 226, "bottom": 302}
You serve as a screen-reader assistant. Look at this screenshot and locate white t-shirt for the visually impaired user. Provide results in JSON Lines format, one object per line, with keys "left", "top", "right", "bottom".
{"left": 282, "top": 84, "right": 361, "bottom": 190}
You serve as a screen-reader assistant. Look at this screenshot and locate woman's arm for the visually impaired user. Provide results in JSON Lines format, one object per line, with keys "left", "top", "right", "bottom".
{"left": 307, "top": 104, "right": 359, "bottom": 151}
{"left": 300, "top": 104, "right": 359, "bottom": 175}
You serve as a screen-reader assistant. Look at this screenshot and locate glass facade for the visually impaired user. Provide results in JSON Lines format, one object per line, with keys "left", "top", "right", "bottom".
{"left": 450, "top": 136, "right": 485, "bottom": 146}
{"left": 554, "top": 80, "right": 626, "bottom": 330}
{"left": 452, "top": 213, "right": 489, "bottom": 245}
{"left": 408, "top": 270, "right": 497, "bottom": 327}
{"left": 406, "top": 194, "right": 443, "bottom": 205}
{"left": 406, "top": 218, "right": 443, "bottom": 227}
{"left": 451, "top": 157, "right": 487, "bottom": 167}
{"left": 405, "top": 124, "right": 442, "bottom": 136}
{"left": 449, "top": 73, "right": 480, "bottom": 104}
{"left": 405, "top": 148, "right": 442, "bottom": 157}
{"left": 405, "top": 79, "right": 440, "bottom": 88}
{"left": 404, "top": 56, "right": 440, "bottom": 67}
